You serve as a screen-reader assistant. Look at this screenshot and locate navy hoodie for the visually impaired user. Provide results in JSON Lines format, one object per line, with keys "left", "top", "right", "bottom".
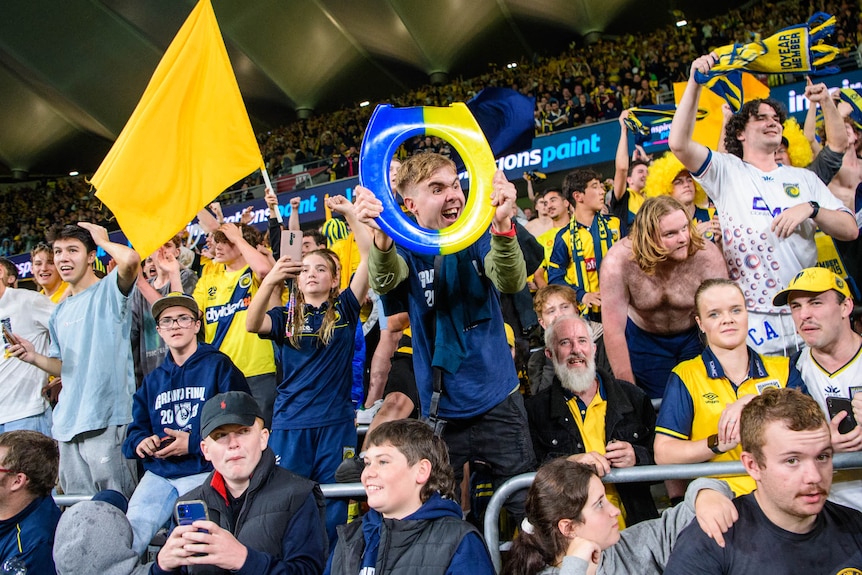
{"left": 123, "top": 342, "right": 249, "bottom": 479}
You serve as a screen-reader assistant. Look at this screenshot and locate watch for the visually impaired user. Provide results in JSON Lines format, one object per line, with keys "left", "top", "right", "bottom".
{"left": 809, "top": 201, "right": 820, "bottom": 219}
{"left": 707, "top": 433, "right": 724, "bottom": 455}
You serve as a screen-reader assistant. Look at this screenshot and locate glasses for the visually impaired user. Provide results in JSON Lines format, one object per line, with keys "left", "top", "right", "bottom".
{"left": 156, "top": 315, "right": 196, "bottom": 330}
{"left": 0, "top": 468, "right": 15, "bottom": 473}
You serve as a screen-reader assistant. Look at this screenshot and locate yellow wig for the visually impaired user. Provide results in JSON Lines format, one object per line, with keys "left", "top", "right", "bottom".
{"left": 782, "top": 117, "right": 814, "bottom": 168}
{"left": 644, "top": 152, "right": 709, "bottom": 208}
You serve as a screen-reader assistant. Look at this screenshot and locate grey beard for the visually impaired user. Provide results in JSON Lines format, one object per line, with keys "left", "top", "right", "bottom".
{"left": 554, "top": 355, "right": 597, "bottom": 394}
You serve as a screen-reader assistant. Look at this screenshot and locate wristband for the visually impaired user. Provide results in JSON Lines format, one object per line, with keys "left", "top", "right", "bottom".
{"left": 708, "top": 433, "right": 725, "bottom": 455}
{"left": 490, "top": 222, "right": 516, "bottom": 237}
{"left": 809, "top": 201, "right": 820, "bottom": 219}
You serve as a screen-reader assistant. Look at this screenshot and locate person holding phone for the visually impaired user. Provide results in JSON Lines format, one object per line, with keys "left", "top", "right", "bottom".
{"left": 0, "top": 260, "right": 54, "bottom": 435}
{"left": 772, "top": 266, "right": 862, "bottom": 511}
{"left": 246, "top": 194, "right": 370, "bottom": 547}
{"left": 122, "top": 293, "right": 250, "bottom": 557}
{"left": 154, "top": 391, "right": 327, "bottom": 575}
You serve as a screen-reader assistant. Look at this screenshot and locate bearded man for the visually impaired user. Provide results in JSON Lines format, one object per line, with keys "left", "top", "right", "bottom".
{"left": 524, "top": 314, "right": 659, "bottom": 526}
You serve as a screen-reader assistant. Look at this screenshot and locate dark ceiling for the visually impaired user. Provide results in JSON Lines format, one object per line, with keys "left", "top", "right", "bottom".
{"left": 0, "top": 0, "right": 746, "bottom": 181}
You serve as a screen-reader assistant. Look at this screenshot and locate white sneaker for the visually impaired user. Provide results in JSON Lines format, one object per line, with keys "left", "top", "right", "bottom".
{"left": 356, "top": 399, "right": 384, "bottom": 425}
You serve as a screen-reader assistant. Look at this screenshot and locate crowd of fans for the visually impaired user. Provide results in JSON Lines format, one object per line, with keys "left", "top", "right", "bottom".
{"left": 0, "top": 0, "right": 859, "bottom": 258}
{"left": 3, "top": 0, "right": 862, "bottom": 569}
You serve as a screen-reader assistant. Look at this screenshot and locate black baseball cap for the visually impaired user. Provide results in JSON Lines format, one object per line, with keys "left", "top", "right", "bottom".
{"left": 200, "top": 391, "right": 263, "bottom": 438}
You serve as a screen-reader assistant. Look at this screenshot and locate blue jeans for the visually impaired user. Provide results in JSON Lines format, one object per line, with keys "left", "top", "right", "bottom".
{"left": 126, "top": 470, "right": 210, "bottom": 555}
{"left": 0, "top": 408, "right": 53, "bottom": 435}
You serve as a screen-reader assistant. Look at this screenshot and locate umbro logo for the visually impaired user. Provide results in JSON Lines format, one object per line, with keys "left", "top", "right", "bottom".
{"left": 703, "top": 392, "right": 720, "bottom": 404}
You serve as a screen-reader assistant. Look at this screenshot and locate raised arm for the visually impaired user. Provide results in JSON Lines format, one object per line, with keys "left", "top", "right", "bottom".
{"left": 218, "top": 222, "right": 274, "bottom": 280}
{"left": 79, "top": 222, "right": 140, "bottom": 294}
{"left": 245, "top": 256, "right": 300, "bottom": 335}
{"left": 288, "top": 196, "right": 301, "bottom": 231}
{"left": 326, "top": 195, "right": 370, "bottom": 302}
{"left": 668, "top": 54, "right": 715, "bottom": 173}
{"left": 613, "top": 110, "right": 632, "bottom": 201}
{"left": 807, "top": 78, "right": 848, "bottom": 154}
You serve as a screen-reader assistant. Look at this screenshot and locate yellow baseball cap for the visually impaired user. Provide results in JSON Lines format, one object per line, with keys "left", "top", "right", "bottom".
{"left": 772, "top": 267, "right": 852, "bottom": 306}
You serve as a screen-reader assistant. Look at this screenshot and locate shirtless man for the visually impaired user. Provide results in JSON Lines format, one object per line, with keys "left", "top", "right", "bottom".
{"left": 600, "top": 196, "right": 728, "bottom": 400}
{"left": 524, "top": 184, "right": 553, "bottom": 238}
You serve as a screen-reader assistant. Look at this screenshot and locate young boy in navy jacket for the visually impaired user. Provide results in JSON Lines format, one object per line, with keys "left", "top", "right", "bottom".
{"left": 123, "top": 292, "right": 249, "bottom": 556}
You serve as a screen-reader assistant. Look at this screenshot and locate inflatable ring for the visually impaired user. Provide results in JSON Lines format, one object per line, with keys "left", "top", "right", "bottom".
{"left": 358, "top": 103, "right": 497, "bottom": 255}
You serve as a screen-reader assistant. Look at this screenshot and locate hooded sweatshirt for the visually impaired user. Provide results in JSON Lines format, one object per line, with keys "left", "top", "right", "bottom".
{"left": 326, "top": 493, "right": 495, "bottom": 575}
{"left": 122, "top": 342, "right": 249, "bottom": 479}
{"left": 53, "top": 500, "right": 151, "bottom": 575}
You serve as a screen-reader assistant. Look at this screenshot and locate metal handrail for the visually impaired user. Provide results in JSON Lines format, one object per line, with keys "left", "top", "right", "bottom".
{"left": 482, "top": 451, "right": 862, "bottom": 573}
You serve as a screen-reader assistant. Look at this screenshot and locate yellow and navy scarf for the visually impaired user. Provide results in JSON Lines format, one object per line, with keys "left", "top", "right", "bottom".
{"left": 694, "top": 13, "right": 841, "bottom": 85}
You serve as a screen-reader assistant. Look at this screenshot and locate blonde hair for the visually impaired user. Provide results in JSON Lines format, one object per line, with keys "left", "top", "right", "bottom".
{"left": 644, "top": 152, "right": 709, "bottom": 208}
{"left": 288, "top": 250, "right": 340, "bottom": 349}
{"left": 394, "top": 153, "right": 456, "bottom": 198}
{"left": 630, "top": 196, "right": 704, "bottom": 275}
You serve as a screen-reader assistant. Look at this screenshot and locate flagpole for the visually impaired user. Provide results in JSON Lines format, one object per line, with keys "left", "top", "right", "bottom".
{"left": 260, "top": 167, "right": 283, "bottom": 223}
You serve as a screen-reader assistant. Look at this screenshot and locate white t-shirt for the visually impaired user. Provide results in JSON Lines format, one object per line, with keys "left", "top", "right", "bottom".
{"left": 0, "top": 288, "right": 54, "bottom": 424}
{"left": 694, "top": 151, "right": 851, "bottom": 313}
{"left": 795, "top": 345, "right": 862, "bottom": 511}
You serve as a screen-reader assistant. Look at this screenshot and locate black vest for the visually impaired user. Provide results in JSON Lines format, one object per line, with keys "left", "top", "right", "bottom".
{"left": 179, "top": 447, "right": 325, "bottom": 575}
{"left": 330, "top": 514, "right": 479, "bottom": 575}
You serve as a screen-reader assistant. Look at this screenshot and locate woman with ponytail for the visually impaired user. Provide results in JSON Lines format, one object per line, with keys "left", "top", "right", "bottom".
{"left": 502, "top": 458, "right": 736, "bottom": 575}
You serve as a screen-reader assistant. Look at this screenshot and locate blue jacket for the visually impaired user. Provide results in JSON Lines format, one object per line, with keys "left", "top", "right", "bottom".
{"left": 0, "top": 495, "right": 61, "bottom": 574}
{"left": 123, "top": 342, "right": 249, "bottom": 479}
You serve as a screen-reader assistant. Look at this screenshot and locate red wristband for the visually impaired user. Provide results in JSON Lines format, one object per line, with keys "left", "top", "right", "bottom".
{"left": 490, "top": 222, "right": 517, "bottom": 237}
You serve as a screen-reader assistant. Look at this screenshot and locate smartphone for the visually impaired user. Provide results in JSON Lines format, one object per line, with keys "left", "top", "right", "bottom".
{"left": 175, "top": 500, "right": 209, "bottom": 531}
{"left": 159, "top": 436, "right": 176, "bottom": 449}
{"left": 2, "top": 324, "right": 18, "bottom": 346}
{"left": 281, "top": 230, "right": 303, "bottom": 262}
{"left": 826, "top": 397, "right": 858, "bottom": 434}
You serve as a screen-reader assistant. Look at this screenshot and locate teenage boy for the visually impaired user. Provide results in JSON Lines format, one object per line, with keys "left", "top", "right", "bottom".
{"left": 326, "top": 419, "right": 495, "bottom": 574}
{"left": 354, "top": 153, "right": 535, "bottom": 516}
{"left": 123, "top": 293, "right": 250, "bottom": 556}
{"left": 154, "top": 391, "right": 327, "bottom": 575}
{"left": 10, "top": 223, "right": 140, "bottom": 497}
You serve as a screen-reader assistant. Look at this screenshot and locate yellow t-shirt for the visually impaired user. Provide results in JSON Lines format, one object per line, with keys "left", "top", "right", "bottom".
{"left": 567, "top": 391, "right": 628, "bottom": 529}
{"left": 192, "top": 264, "right": 275, "bottom": 377}
{"left": 41, "top": 282, "right": 69, "bottom": 304}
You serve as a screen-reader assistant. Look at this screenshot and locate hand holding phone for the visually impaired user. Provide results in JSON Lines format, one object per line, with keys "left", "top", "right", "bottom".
{"left": 827, "top": 397, "right": 858, "bottom": 435}
{"left": 175, "top": 500, "right": 209, "bottom": 533}
{"left": 281, "top": 230, "right": 302, "bottom": 262}
{"left": 2, "top": 325, "right": 19, "bottom": 346}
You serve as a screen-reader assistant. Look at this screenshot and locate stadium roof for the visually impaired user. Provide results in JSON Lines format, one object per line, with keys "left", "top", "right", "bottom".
{"left": 0, "top": 0, "right": 744, "bottom": 181}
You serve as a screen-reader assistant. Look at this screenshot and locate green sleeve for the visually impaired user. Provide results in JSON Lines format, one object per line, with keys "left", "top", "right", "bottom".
{"left": 368, "top": 243, "right": 410, "bottom": 294}
{"left": 485, "top": 234, "right": 526, "bottom": 294}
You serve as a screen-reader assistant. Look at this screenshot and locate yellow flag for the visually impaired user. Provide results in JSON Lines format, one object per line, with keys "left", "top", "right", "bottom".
{"left": 92, "top": 0, "right": 262, "bottom": 257}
